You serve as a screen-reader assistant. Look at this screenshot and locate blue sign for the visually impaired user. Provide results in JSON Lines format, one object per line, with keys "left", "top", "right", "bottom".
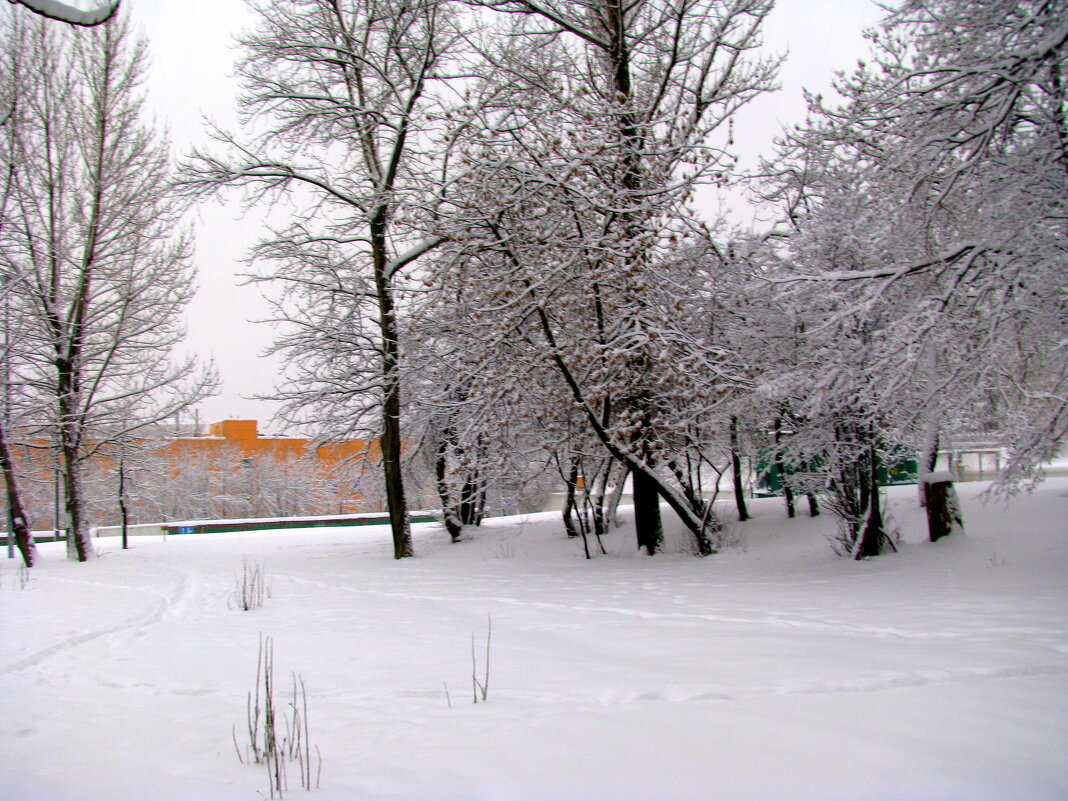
{"left": 178, "top": 526, "right": 194, "bottom": 536}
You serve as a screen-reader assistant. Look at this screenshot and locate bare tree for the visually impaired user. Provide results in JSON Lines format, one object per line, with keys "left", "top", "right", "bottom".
{"left": 0, "top": 17, "right": 38, "bottom": 567}
{"left": 182, "top": 0, "right": 471, "bottom": 559}
{"left": 0, "top": 12, "right": 214, "bottom": 560}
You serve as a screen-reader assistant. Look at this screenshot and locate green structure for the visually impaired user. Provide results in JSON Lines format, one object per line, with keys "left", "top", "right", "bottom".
{"left": 164, "top": 511, "right": 437, "bottom": 536}
{"left": 756, "top": 449, "right": 918, "bottom": 497}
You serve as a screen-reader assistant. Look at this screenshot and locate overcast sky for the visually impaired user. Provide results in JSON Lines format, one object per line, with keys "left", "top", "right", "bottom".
{"left": 124, "top": 0, "right": 886, "bottom": 431}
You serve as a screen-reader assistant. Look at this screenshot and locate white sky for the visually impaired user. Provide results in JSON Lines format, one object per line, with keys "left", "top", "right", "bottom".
{"left": 124, "top": 0, "right": 886, "bottom": 430}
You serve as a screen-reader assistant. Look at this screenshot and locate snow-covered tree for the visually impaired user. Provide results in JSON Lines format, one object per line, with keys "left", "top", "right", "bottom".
{"left": 426, "top": 0, "right": 776, "bottom": 554}
{"left": 0, "top": 18, "right": 38, "bottom": 567}
{"left": 754, "top": 0, "right": 1066, "bottom": 552}
{"left": 871, "top": 0, "right": 1068, "bottom": 485}
{"left": 182, "top": 0, "right": 472, "bottom": 559}
{"left": 0, "top": 12, "right": 214, "bottom": 561}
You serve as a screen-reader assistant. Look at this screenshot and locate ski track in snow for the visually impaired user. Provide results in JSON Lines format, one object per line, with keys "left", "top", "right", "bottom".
{"left": 0, "top": 570, "right": 192, "bottom": 676}
{"left": 280, "top": 573, "right": 1063, "bottom": 646}
{"left": 305, "top": 662, "right": 1068, "bottom": 710}
{"left": 615, "top": 662, "right": 1068, "bottom": 704}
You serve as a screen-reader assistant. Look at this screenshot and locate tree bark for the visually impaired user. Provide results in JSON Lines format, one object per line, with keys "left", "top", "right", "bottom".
{"left": 56, "top": 381, "right": 92, "bottom": 561}
{"left": 118, "top": 446, "right": 129, "bottom": 550}
{"left": 730, "top": 416, "right": 749, "bottom": 522}
{"left": 919, "top": 427, "right": 940, "bottom": 507}
{"left": 631, "top": 465, "right": 663, "bottom": 555}
{"left": 605, "top": 462, "right": 626, "bottom": 530}
{"left": 853, "top": 445, "right": 884, "bottom": 559}
{"left": 562, "top": 456, "right": 581, "bottom": 539}
{"left": 0, "top": 418, "right": 36, "bottom": 567}
{"left": 372, "top": 217, "right": 413, "bottom": 560}
{"left": 435, "top": 432, "right": 464, "bottom": 543}
{"left": 459, "top": 465, "right": 483, "bottom": 526}
{"left": 773, "top": 417, "right": 795, "bottom": 518}
{"left": 924, "top": 479, "right": 964, "bottom": 542}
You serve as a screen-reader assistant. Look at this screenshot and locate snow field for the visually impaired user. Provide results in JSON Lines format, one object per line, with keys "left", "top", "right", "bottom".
{"left": 2, "top": 479, "right": 1067, "bottom": 800}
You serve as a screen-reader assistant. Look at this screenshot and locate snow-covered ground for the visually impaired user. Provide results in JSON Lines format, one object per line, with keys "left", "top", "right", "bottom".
{"left": 2, "top": 480, "right": 1067, "bottom": 801}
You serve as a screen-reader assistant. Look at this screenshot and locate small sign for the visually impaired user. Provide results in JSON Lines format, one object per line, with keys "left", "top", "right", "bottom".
{"left": 178, "top": 526, "right": 194, "bottom": 536}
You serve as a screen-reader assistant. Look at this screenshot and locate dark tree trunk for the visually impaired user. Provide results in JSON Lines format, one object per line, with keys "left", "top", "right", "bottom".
{"left": 588, "top": 464, "right": 610, "bottom": 546}
{"left": 730, "top": 416, "right": 749, "bottom": 522}
{"left": 562, "top": 456, "right": 581, "bottom": 539}
{"left": 372, "top": 217, "right": 412, "bottom": 559}
{"left": 919, "top": 427, "right": 940, "bottom": 507}
{"left": 381, "top": 377, "right": 412, "bottom": 559}
{"left": 0, "top": 419, "right": 37, "bottom": 567}
{"left": 631, "top": 465, "right": 663, "bottom": 555}
{"left": 773, "top": 417, "right": 794, "bottom": 518}
{"left": 118, "top": 447, "right": 129, "bottom": 550}
{"left": 924, "top": 479, "right": 964, "bottom": 542}
{"left": 60, "top": 445, "right": 91, "bottom": 561}
{"left": 857, "top": 453, "right": 870, "bottom": 525}
{"left": 56, "top": 390, "right": 92, "bottom": 562}
{"left": 459, "top": 472, "right": 483, "bottom": 527}
{"left": 54, "top": 29, "right": 111, "bottom": 562}
{"left": 853, "top": 445, "right": 885, "bottom": 559}
{"left": 435, "top": 434, "right": 463, "bottom": 543}
{"left": 806, "top": 492, "right": 820, "bottom": 517}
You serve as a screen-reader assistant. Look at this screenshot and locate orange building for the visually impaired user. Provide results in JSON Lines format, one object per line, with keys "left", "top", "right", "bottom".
{"left": 8, "top": 419, "right": 382, "bottom": 530}
{"left": 158, "top": 419, "right": 381, "bottom": 520}
{"left": 166, "top": 419, "right": 374, "bottom": 465}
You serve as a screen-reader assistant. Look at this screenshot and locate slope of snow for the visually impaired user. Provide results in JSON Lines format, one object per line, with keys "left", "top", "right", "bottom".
{"left": 2, "top": 480, "right": 1066, "bottom": 801}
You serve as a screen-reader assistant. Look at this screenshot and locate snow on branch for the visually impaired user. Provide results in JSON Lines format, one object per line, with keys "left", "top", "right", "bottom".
{"left": 772, "top": 241, "right": 982, "bottom": 284}
{"left": 9, "top": 0, "right": 119, "bottom": 27}
{"left": 386, "top": 237, "right": 447, "bottom": 279}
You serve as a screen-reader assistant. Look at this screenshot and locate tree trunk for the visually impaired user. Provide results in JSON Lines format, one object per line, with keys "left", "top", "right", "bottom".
{"left": 562, "top": 456, "right": 581, "bottom": 539}
{"left": 588, "top": 464, "right": 609, "bottom": 544}
{"left": 773, "top": 417, "right": 794, "bottom": 518}
{"left": 919, "top": 427, "right": 940, "bottom": 507}
{"left": 631, "top": 465, "right": 663, "bottom": 555}
{"left": 60, "top": 447, "right": 92, "bottom": 562}
{"left": 459, "top": 471, "right": 483, "bottom": 527}
{"left": 372, "top": 219, "right": 412, "bottom": 560}
{"left": 605, "top": 462, "right": 626, "bottom": 529}
{"left": 435, "top": 435, "right": 463, "bottom": 543}
{"left": 806, "top": 492, "right": 820, "bottom": 517}
{"left": 118, "top": 447, "right": 129, "bottom": 550}
{"left": 924, "top": 478, "right": 964, "bottom": 541}
{"left": 0, "top": 419, "right": 36, "bottom": 567}
{"left": 730, "top": 416, "right": 749, "bottom": 522}
{"left": 853, "top": 445, "right": 884, "bottom": 559}
{"left": 56, "top": 379, "right": 93, "bottom": 561}
{"left": 381, "top": 378, "right": 412, "bottom": 559}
